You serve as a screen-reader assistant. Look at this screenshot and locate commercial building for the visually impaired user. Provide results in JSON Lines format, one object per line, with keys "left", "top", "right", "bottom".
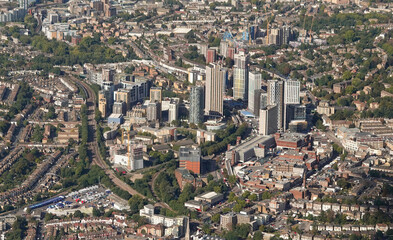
{"left": 108, "top": 114, "right": 124, "bottom": 124}
{"left": 205, "top": 63, "right": 225, "bottom": 115}
{"left": 286, "top": 104, "right": 306, "bottom": 128}
{"left": 194, "top": 192, "right": 223, "bottom": 205}
{"left": 259, "top": 105, "right": 278, "bottom": 136}
{"left": 248, "top": 71, "right": 262, "bottom": 113}
{"left": 189, "top": 86, "right": 204, "bottom": 124}
{"left": 226, "top": 135, "right": 275, "bottom": 164}
{"left": 233, "top": 51, "right": 249, "bottom": 101}
{"left": 179, "top": 146, "right": 202, "bottom": 174}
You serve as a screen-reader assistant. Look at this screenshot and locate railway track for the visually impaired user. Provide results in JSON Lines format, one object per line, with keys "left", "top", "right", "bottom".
{"left": 67, "top": 73, "right": 146, "bottom": 199}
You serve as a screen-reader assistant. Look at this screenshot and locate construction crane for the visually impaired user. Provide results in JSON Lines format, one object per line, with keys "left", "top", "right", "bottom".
{"left": 266, "top": 18, "right": 270, "bottom": 45}
{"left": 265, "top": 13, "right": 275, "bottom": 45}
{"left": 121, "top": 128, "right": 124, "bottom": 144}
{"left": 127, "top": 131, "right": 131, "bottom": 171}
{"left": 308, "top": 15, "right": 315, "bottom": 43}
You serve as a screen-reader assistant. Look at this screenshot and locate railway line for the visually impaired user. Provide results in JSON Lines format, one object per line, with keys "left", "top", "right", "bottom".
{"left": 68, "top": 73, "right": 146, "bottom": 199}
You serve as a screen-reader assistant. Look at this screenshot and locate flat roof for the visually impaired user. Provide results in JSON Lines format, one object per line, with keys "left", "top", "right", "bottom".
{"left": 108, "top": 113, "right": 123, "bottom": 118}
{"left": 240, "top": 110, "right": 255, "bottom": 118}
{"left": 199, "top": 191, "right": 221, "bottom": 199}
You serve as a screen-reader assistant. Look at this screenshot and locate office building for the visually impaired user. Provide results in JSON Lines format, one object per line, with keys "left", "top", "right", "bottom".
{"left": 205, "top": 63, "right": 224, "bottom": 115}
{"left": 150, "top": 87, "right": 162, "bottom": 103}
{"left": 147, "top": 101, "right": 161, "bottom": 121}
{"left": 179, "top": 146, "right": 202, "bottom": 174}
{"left": 206, "top": 49, "right": 217, "bottom": 64}
{"left": 98, "top": 90, "right": 107, "bottom": 118}
{"left": 248, "top": 71, "right": 262, "bottom": 113}
{"left": 267, "top": 80, "right": 284, "bottom": 130}
{"left": 189, "top": 86, "right": 204, "bottom": 124}
{"left": 259, "top": 105, "right": 278, "bottom": 135}
{"left": 284, "top": 80, "right": 300, "bottom": 104}
{"left": 233, "top": 51, "right": 249, "bottom": 101}
{"left": 283, "top": 80, "right": 300, "bottom": 130}
{"left": 253, "top": 90, "right": 268, "bottom": 117}
{"left": 286, "top": 104, "right": 306, "bottom": 129}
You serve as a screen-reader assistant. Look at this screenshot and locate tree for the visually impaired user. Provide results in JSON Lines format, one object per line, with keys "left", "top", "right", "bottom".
{"left": 253, "top": 231, "right": 263, "bottom": 240}
{"left": 6, "top": 217, "right": 28, "bottom": 240}
{"left": 249, "top": 194, "right": 258, "bottom": 201}
{"left": 212, "top": 213, "right": 220, "bottom": 223}
{"left": 228, "top": 175, "right": 237, "bottom": 184}
{"left": 129, "top": 195, "right": 147, "bottom": 214}
{"left": 207, "top": 174, "right": 214, "bottom": 183}
{"left": 92, "top": 207, "right": 102, "bottom": 217}
{"left": 46, "top": 106, "right": 57, "bottom": 119}
{"left": 73, "top": 210, "right": 84, "bottom": 218}
{"left": 228, "top": 192, "right": 236, "bottom": 202}
{"left": 242, "top": 191, "right": 250, "bottom": 199}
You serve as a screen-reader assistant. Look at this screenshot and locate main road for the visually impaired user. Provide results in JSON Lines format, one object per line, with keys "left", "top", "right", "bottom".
{"left": 68, "top": 73, "right": 146, "bottom": 199}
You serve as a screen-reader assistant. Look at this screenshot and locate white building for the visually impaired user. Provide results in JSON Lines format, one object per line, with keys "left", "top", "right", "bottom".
{"left": 248, "top": 71, "right": 262, "bottom": 113}
{"left": 284, "top": 80, "right": 300, "bottom": 104}
{"left": 259, "top": 105, "right": 278, "bottom": 135}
